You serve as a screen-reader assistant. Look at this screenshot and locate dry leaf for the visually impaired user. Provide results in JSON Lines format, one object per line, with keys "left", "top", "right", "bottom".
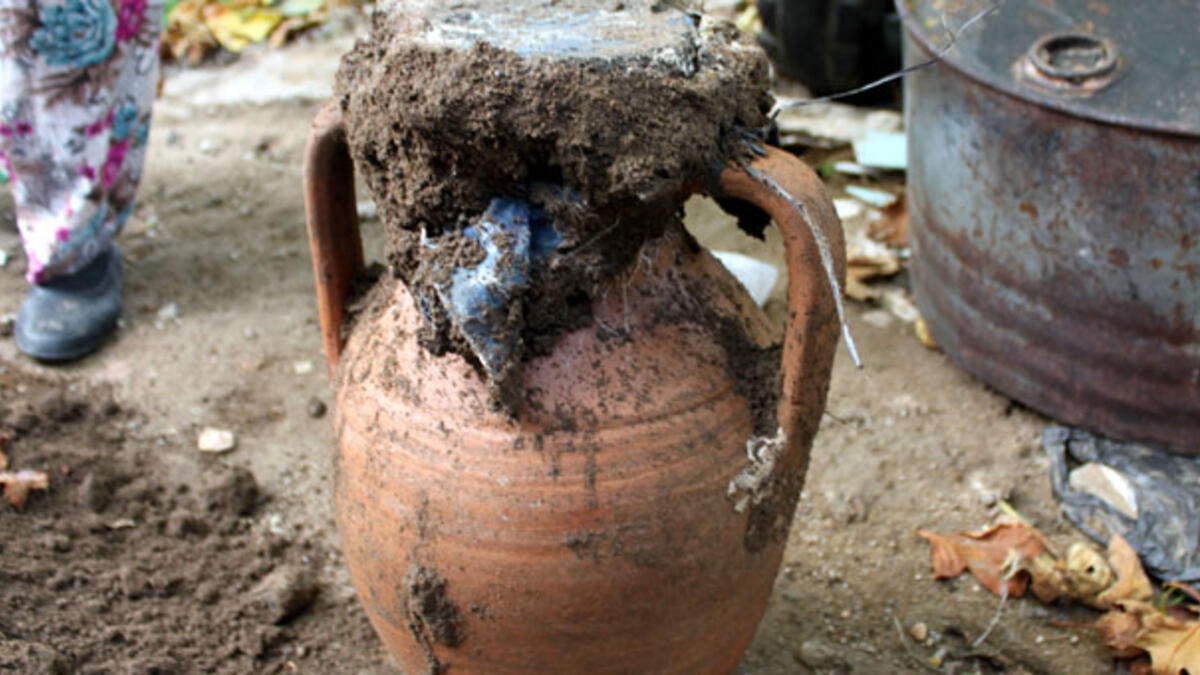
{"left": 1098, "top": 535, "right": 1155, "bottom": 608}
{"left": 1025, "top": 551, "right": 1070, "bottom": 604}
{"left": 1096, "top": 607, "right": 1146, "bottom": 659}
{"left": 917, "top": 523, "right": 1048, "bottom": 597}
{"left": 0, "top": 470, "right": 50, "bottom": 508}
{"left": 867, "top": 197, "right": 909, "bottom": 248}
{"left": 1138, "top": 608, "right": 1200, "bottom": 675}
{"left": 1098, "top": 600, "right": 1200, "bottom": 674}
{"left": 914, "top": 316, "right": 938, "bottom": 350}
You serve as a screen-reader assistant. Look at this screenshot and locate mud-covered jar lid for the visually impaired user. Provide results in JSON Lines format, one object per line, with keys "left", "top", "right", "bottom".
{"left": 334, "top": 0, "right": 775, "bottom": 413}
{"left": 901, "top": 0, "right": 1200, "bottom": 136}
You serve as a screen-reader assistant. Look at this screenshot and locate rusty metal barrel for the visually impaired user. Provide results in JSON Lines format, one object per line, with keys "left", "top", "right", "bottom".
{"left": 901, "top": 0, "right": 1200, "bottom": 453}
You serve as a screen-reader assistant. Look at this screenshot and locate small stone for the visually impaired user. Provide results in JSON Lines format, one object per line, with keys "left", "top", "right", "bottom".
{"left": 908, "top": 621, "right": 929, "bottom": 642}
{"left": 795, "top": 639, "right": 847, "bottom": 669}
{"left": 197, "top": 427, "right": 236, "bottom": 454}
{"left": 107, "top": 518, "right": 136, "bottom": 530}
{"left": 292, "top": 360, "right": 314, "bottom": 375}
{"left": 306, "top": 397, "right": 326, "bottom": 419}
{"left": 244, "top": 565, "right": 318, "bottom": 624}
{"left": 0, "top": 313, "right": 15, "bottom": 338}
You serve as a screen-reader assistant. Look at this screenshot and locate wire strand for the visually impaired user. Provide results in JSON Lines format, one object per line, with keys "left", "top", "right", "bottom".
{"left": 770, "top": 1, "right": 1002, "bottom": 115}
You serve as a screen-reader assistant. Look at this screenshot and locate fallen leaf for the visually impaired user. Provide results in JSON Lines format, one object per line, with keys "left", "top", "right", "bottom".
{"left": 1025, "top": 551, "right": 1069, "bottom": 604}
{"left": 1098, "top": 535, "right": 1155, "bottom": 608}
{"left": 868, "top": 197, "right": 910, "bottom": 248}
{"left": 1096, "top": 607, "right": 1146, "bottom": 659}
{"left": 268, "top": 15, "right": 320, "bottom": 48}
{"left": 0, "top": 470, "right": 50, "bottom": 508}
{"left": 1098, "top": 600, "right": 1200, "bottom": 674}
{"left": 916, "top": 522, "right": 1048, "bottom": 597}
{"left": 914, "top": 316, "right": 938, "bottom": 350}
{"left": 1138, "top": 609, "right": 1200, "bottom": 675}
{"left": 204, "top": 4, "right": 285, "bottom": 52}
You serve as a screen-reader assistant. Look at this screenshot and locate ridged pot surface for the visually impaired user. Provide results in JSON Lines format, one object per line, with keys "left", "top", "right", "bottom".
{"left": 334, "top": 233, "right": 802, "bottom": 674}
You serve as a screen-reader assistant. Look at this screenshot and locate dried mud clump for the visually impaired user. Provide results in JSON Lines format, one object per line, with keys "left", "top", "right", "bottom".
{"left": 335, "top": 0, "right": 772, "bottom": 401}
{"left": 403, "top": 565, "right": 464, "bottom": 674}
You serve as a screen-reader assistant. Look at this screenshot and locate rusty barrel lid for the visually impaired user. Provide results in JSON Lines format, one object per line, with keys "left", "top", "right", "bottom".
{"left": 901, "top": 0, "right": 1200, "bottom": 137}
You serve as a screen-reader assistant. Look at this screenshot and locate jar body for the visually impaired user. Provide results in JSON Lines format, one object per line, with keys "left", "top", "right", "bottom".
{"left": 334, "top": 234, "right": 800, "bottom": 673}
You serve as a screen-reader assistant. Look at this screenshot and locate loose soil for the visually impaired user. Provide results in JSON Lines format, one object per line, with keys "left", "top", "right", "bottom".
{"left": 0, "top": 366, "right": 384, "bottom": 674}
{"left": 0, "top": 26, "right": 1120, "bottom": 675}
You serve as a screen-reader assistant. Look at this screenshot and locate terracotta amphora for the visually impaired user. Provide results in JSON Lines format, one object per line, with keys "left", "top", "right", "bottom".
{"left": 303, "top": 100, "right": 844, "bottom": 673}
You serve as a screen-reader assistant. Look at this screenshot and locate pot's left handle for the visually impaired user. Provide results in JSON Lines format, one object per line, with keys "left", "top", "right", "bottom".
{"left": 304, "top": 101, "right": 364, "bottom": 377}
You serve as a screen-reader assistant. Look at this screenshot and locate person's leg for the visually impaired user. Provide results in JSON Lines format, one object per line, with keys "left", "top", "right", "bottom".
{"left": 0, "top": 0, "right": 163, "bottom": 359}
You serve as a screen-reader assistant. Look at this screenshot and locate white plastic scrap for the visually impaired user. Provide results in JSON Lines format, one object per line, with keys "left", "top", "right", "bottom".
{"left": 711, "top": 250, "right": 780, "bottom": 308}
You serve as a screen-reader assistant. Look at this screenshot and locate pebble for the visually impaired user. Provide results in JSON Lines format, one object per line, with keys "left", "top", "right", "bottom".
{"left": 0, "top": 313, "right": 14, "bottom": 337}
{"left": 908, "top": 621, "right": 929, "bottom": 642}
{"left": 197, "top": 427, "right": 237, "bottom": 454}
{"left": 306, "top": 397, "right": 327, "bottom": 419}
{"left": 244, "top": 565, "right": 318, "bottom": 624}
{"left": 795, "top": 639, "right": 848, "bottom": 669}
{"left": 293, "top": 360, "right": 315, "bottom": 375}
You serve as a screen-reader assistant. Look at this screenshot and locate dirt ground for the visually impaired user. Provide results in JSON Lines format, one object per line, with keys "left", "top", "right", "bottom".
{"left": 0, "top": 27, "right": 1119, "bottom": 675}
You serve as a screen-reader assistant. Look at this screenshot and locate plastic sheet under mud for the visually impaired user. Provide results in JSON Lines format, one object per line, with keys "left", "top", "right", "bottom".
{"left": 427, "top": 197, "right": 560, "bottom": 398}
{"left": 1044, "top": 426, "right": 1200, "bottom": 585}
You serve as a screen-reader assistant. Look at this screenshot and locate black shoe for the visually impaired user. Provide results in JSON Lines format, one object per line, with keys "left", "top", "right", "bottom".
{"left": 15, "top": 246, "right": 123, "bottom": 361}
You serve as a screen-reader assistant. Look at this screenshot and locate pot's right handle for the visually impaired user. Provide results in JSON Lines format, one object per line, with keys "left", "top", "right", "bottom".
{"left": 717, "top": 147, "right": 846, "bottom": 457}
{"left": 304, "top": 101, "right": 364, "bottom": 378}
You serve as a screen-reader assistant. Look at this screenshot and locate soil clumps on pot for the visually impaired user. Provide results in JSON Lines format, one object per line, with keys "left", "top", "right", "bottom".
{"left": 335, "top": 0, "right": 773, "bottom": 413}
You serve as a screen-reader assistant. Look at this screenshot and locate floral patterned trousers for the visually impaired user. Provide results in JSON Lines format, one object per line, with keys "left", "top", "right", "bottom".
{"left": 0, "top": 0, "right": 161, "bottom": 283}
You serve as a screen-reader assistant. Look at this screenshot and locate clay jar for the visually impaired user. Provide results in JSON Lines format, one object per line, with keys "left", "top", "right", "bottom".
{"left": 306, "top": 2, "right": 852, "bottom": 664}
{"left": 304, "top": 97, "right": 844, "bottom": 672}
